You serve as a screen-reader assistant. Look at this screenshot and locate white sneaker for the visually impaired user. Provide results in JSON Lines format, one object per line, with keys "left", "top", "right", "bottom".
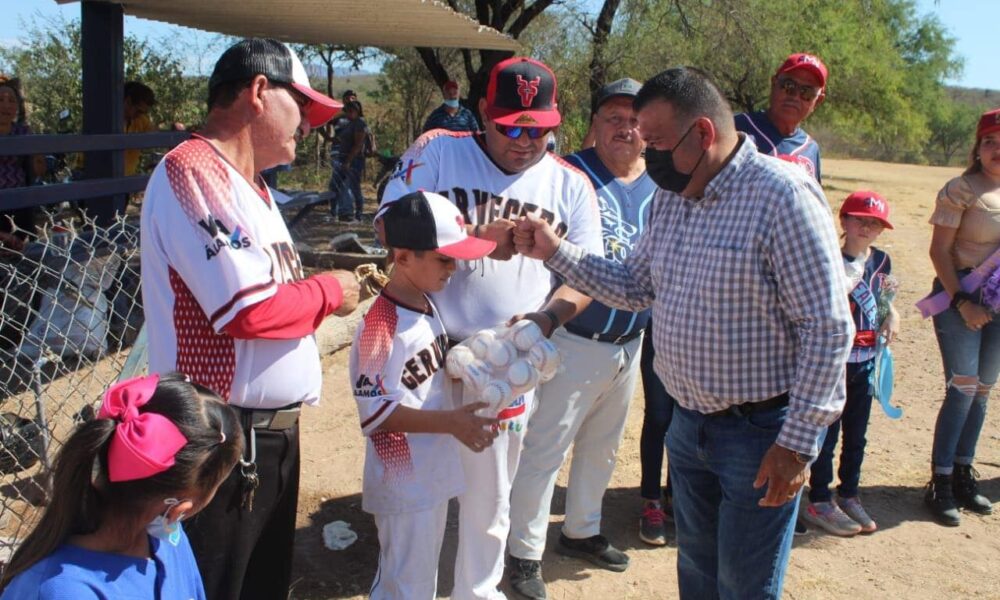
{"left": 837, "top": 495, "right": 877, "bottom": 533}
{"left": 801, "top": 501, "right": 862, "bottom": 537}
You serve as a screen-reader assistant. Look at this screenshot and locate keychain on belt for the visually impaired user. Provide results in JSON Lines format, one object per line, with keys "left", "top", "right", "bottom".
{"left": 239, "top": 427, "right": 259, "bottom": 511}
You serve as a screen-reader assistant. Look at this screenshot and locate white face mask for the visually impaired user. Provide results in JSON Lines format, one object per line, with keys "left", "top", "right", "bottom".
{"left": 443, "top": 99, "right": 460, "bottom": 108}
{"left": 146, "top": 497, "right": 185, "bottom": 546}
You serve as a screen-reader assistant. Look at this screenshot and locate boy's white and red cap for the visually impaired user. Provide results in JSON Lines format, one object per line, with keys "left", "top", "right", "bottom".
{"left": 377, "top": 191, "right": 496, "bottom": 260}
{"left": 840, "top": 190, "right": 893, "bottom": 229}
{"left": 208, "top": 38, "right": 342, "bottom": 128}
{"left": 775, "top": 53, "right": 828, "bottom": 88}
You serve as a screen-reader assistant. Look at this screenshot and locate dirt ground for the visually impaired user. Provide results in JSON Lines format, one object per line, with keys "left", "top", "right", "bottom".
{"left": 287, "top": 158, "right": 1000, "bottom": 599}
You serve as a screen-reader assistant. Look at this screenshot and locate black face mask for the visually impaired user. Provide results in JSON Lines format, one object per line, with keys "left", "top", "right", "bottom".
{"left": 645, "top": 122, "right": 705, "bottom": 193}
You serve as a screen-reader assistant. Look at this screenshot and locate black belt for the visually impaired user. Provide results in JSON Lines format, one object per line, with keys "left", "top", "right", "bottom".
{"left": 705, "top": 393, "right": 789, "bottom": 418}
{"left": 237, "top": 403, "right": 302, "bottom": 430}
{"left": 564, "top": 322, "right": 643, "bottom": 345}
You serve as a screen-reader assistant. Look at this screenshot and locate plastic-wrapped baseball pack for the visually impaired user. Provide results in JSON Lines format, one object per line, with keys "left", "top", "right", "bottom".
{"left": 446, "top": 320, "right": 561, "bottom": 415}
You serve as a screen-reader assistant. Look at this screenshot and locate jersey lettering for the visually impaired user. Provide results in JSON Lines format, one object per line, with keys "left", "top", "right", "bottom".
{"left": 400, "top": 333, "right": 448, "bottom": 390}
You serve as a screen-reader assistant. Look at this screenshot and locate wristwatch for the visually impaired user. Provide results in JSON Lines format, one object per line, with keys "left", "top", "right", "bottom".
{"left": 792, "top": 451, "right": 813, "bottom": 465}
{"left": 951, "top": 291, "right": 977, "bottom": 309}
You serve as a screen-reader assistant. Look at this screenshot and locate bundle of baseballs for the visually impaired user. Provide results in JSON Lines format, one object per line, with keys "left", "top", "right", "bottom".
{"left": 445, "top": 320, "right": 561, "bottom": 414}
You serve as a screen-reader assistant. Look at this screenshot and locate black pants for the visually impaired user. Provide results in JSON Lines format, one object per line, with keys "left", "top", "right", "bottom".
{"left": 187, "top": 419, "right": 301, "bottom": 600}
{"left": 639, "top": 321, "right": 675, "bottom": 500}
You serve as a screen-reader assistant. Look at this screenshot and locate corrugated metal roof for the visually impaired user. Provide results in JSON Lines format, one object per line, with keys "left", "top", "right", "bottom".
{"left": 59, "top": 0, "right": 520, "bottom": 51}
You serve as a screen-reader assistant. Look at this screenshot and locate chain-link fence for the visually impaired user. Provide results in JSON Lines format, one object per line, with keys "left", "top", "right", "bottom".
{"left": 0, "top": 213, "right": 143, "bottom": 566}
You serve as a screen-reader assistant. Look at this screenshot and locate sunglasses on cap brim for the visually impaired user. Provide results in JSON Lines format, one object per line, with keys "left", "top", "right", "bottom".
{"left": 494, "top": 123, "right": 552, "bottom": 140}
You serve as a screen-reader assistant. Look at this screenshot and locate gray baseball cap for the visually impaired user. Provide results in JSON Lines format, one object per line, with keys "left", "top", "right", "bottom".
{"left": 593, "top": 78, "right": 643, "bottom": 113}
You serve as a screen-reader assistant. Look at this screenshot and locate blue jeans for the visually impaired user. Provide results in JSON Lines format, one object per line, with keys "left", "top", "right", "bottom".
{"left": 329, "top": 157, "right": 365, "bottom": 218}
{"left": 667, "top": 403, "right": 798, "bottom": 600}
{"left": 809, "top": 360, "right": 874, "bottom": 502}
{"left": 640, "top": 321, "right": 674, "bottom": 500}
{"left": 931, "top": 304, "right": 1000, "bottom": 473}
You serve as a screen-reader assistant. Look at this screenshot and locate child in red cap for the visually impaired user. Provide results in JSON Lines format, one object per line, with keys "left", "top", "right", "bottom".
{"left": 801, "top": 190, "right": 899, "bottom": 536}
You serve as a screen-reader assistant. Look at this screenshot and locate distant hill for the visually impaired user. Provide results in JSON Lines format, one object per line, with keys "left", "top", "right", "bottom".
{"left": 947, "top": 86, "right": 998, "bottom": 110}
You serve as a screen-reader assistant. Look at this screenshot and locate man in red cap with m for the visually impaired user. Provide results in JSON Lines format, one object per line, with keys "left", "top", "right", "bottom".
{"left": 381, "top": 57, "right": 602, "bottom": 600}
{"left": 140, "top": 38, "right": 359, "bottom": 600}
{"left": 735, "top": 53, "right": 827, "bottom": 182}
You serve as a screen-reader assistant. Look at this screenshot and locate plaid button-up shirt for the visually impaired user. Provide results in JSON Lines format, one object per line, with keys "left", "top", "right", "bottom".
{"left": 548, "top": 136, "right": 853, "bottom": 456}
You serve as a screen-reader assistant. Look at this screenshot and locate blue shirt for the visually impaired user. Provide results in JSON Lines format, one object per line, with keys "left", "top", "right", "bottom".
{"left": 846, "top": 247, "right": 892, "bottom": 363}
{"left": 561, "top": 147, "right": 656, "bottom": 339}
{"left": 422, "top": 104, "right": 479, "bottom": 134}
{"left": 734, "top": 110, "right": 822, "bottom": 183}
{"left": 1, "top": 527, "right": 206, "bottom": 600}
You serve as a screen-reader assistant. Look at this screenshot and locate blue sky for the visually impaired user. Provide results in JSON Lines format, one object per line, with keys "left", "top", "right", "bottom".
{"left": 2, "top": 0, "right": 997, "bottom": 89}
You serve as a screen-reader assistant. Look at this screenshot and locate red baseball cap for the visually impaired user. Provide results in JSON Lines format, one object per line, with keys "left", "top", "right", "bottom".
{"left": 977, "top": 107, "right": 1000, "bottom": 138}
{"left": 775, "top": 53, "right": 828, "bottom": 88}
{"left": 840, "top": 190, "right": 893, "bottom": 229}
{"left": 443, "top": 80, "right": 459, "bottom": 91}
{"left": 484, "top": 57, "right": 560, "bottom": 128}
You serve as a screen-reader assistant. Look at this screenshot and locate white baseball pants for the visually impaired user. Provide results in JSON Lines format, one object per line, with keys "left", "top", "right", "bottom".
{"left": 370, "top": 501, "right": 449, "bottom": 600}
{"left": 450, "top": 379, "right": 532, "bottom": 600}
{"left": 508, "top": 327, "right": 642, "bottom": 560}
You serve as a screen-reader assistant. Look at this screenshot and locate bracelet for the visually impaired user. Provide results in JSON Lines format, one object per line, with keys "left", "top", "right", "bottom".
{"left": 540, "top": 308, "right": 560, "bottom": 335}
{"left": 950, "top": 291, "right": 977, "bottom": 309}
{"left": 473, "top": 224, "right": 481, "bottom": 238}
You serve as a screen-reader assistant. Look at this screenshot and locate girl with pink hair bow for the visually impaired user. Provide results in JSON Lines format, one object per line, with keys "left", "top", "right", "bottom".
{"left": 0, "top": 372, "right": 243, "bottom": 598}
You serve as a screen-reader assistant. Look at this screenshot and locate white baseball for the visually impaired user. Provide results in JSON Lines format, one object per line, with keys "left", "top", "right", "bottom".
{"left": 468, "top": 330, "right": 495, "bottom": 358}
{"left": 485, "top": 339, "right": 518, "bottom": 369}
{"left": 445, "top": 346, "right": 475, "bottom": 378}
{"left": 506, "top": 359, "right": 539, "bottom": 392}
{"left": 480, "top": 380, "right": 514, "bottom": 412}
{"left": 461, "top": 360, "right": 491, "bottom": 393}
{"left": 509, "top": 320, "right": 544, "bottom": 351}
{"left": 528, "top": 339, "right": 560, "bottom": 382}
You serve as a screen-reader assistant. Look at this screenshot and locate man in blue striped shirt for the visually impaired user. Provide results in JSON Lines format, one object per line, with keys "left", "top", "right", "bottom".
{"left": 422, "top": 80, "right": 480, "bottom": 134}
{"left": 512, "top": 67, "right": 853, "bottom": 600}
{"left": 506, "top": 78, "right": 656, "bottom": 599}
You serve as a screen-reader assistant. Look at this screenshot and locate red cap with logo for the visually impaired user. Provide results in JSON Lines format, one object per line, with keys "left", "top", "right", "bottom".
{"left": 840, "top": 190, "right": 893, "bottom": 229}
{"left": 775, "top": 53, "right": 828, "bottom": 88}
{"left": 484, "top": 57, "right": 560, "bottom": 128}
{"left": 977, "top": 107, "right": 1000, "bottom": 139}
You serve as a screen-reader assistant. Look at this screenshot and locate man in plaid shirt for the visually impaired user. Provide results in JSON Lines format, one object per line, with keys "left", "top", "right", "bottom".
{"left": 512, "top": 67, "right": 853, "bottom": 599}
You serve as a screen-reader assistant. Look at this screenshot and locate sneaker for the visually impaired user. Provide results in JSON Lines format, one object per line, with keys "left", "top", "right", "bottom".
{"left": 924, "top": 474, "right": 961, "bottom": 527}
{"left": 837, "top": 495, "right": 877, "bottom": 533}
{"left": 953, "top": 464, "right": 993, "bottom": 515}
{"left": 555, "top": 533, "right": 630, "bottom": 572}
{"left": 801, "top": 501, "right": 863, "bottom": 537}
{"left": 639, "top": 501, "right": 667, "bottom": 546}
{"left": 507, "top": 556, "right": 546, "bottom": 600}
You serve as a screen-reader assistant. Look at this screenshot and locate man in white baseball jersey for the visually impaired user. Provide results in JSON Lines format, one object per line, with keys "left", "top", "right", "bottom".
{"left": 140, "top": 38, "right": 359, "bottom": 600}
{"left": 506, "top": 78, "right": 656, "bottom": 599}
{"left": 381, "top": 57, "right": 603, "bottom": 600}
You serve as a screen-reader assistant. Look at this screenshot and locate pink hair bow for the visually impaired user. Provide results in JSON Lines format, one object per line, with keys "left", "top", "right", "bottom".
{"left": 98, "top": 374, "right": 188, "bottom": 482}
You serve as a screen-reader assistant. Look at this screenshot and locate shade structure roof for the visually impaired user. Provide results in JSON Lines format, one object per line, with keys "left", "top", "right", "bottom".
{"left": 58, "top": 0, "right": 520, "bottom": 51}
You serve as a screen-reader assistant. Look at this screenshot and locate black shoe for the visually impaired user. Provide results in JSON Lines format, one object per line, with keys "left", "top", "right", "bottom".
{"left": 555, "top": 533, "right": 629, "bottom": 572}
{"left": 794, "top": 519, "right": 808, "bottom": 536}
{"left": 507, "top": 556, "right": 546, "bottom": 600}
{"left": 953, "top": 464, "right": 993, "bottom": 514}
{"left": 925, "top": 474, "right": 961, "bottom": 526}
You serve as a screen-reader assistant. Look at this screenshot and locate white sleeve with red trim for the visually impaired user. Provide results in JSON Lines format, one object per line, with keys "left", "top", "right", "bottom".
{"left": 561, "top": 163, "right": 604, "bottom": 256}
{"left": 380, "top": 130, "right": 448, "bottom": 205}
{"left": 349, "top": 298, "right": 407, "bottom": 436}
{"left": 146, "top": 144, "right": 277, "bottom": 332}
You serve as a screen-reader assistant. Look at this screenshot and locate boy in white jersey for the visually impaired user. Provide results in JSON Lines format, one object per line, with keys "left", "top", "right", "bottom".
{"left": 351, "top": 191, "right": 499, "bottom": 599}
